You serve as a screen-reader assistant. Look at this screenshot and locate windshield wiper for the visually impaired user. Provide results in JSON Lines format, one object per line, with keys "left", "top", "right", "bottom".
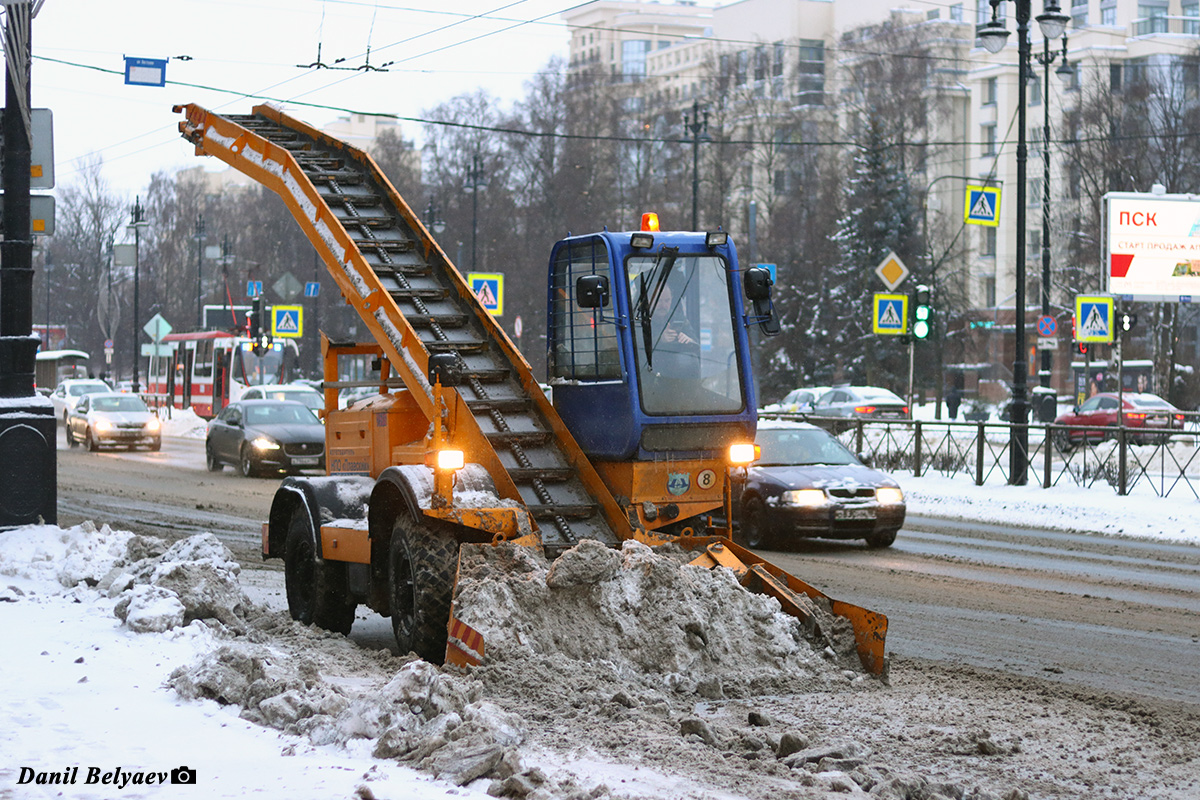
{"left": 635, "top": 247, "right": 679, "bottom": 369}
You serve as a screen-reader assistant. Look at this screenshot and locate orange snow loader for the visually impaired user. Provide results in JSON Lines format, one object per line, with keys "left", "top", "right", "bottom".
{"left": 175, "top": 103, "right": 888, "bottom": 675}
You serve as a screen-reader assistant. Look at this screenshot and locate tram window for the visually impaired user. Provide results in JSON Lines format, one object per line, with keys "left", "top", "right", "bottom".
{"left": 194, "top": 340, "right": 213, "bottom": 378}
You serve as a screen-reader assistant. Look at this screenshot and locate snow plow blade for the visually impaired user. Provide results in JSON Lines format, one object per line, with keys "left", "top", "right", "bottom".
{"left": 680, "top": 536, "right": 888, "bottom": 675}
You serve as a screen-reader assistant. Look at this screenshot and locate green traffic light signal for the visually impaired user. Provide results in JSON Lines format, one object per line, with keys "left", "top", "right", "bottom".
{"left": 912, "top": 284, "right": 932, "bottom": 339}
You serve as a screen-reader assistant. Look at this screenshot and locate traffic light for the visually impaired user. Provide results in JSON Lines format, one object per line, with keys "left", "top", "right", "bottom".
{"left": 912, "top": 284, "right": 932, "bottom": 340}
{"left": 1119, "top": 311, "right": 1138, "bottom": 332}
{"left": 249, "top": 296, "right": 272, "bottom": 356}
{"left": 1071, "top": 313, "right": 1087, "bottom": 354}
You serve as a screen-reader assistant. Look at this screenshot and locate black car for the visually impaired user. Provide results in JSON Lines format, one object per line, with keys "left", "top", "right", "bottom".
{"left": 205, "top": 399, "right": 325, "bottom": 477}
{"left": 734, "top": 421, "right": 905, "bottom": 549}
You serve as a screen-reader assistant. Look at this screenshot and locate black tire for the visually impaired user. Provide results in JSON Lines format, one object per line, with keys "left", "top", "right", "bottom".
{"left": 865, "top": 528, "right": 898, "bottom": 549}
{"left": 239, "top": 445, "right": 256, "bottom": 478}
{"left": 86, "top": 427, "right": 99, "bottom": 452}
{"left": 66, "top": 424, "right": 78, "bottom": 448}
{"left": 205, "top": 442, "right": 224, "bottom": 472}
{"left": 389, "top": 514, "right": 459, "bottom": 664}
{"left": 734, "top": 496, "right": 770, "bottom": 549}
{"left": 284, "top": 508, "right": 355, "bottom": 634}
{"left": 149, "top": 438, "right": 161, "bottom": 452}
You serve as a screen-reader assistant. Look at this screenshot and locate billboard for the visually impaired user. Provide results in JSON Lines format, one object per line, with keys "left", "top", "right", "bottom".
{"left": 1104, "top": 191, "right": 1200, "bottom": 302}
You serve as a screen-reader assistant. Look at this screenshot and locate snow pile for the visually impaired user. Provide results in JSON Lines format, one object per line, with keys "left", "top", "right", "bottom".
{"left": 109, "top": 533, "right": 256, "bottom": 633}
{"left": 158, "top": 406, "right": 208, "bottom": 438}
{"left": 0, "top": 521, "right": 160, "bottom": 588}
{"left": 453, "top": 539, "right": 867, "bottom": 697}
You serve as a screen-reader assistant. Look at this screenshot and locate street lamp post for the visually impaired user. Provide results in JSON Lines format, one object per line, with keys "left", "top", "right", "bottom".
{"left": 977, "top": 0, "right": 1069, "bottom": 485}
{"left": 683, "top": 100, "right": 710, "bottom": 230}
{"left": 194, "top": 214, "right": 207, "bottom": 329}
{"left": 1035, "top": 36, "right": 1074, "bottom": 418}
{"left": 465, "top": 155, "right": 486, "bottom": 271}
{"left": 424, "top": 196, "right": 446, "bottom": 235}
{"left": 128, "top": 197, "right": 149, "bottom": 394}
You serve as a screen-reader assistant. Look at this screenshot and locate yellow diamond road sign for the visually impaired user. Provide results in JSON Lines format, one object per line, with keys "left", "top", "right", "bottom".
{"left": 875, "top": 251, "right": 909, "bottom": 291}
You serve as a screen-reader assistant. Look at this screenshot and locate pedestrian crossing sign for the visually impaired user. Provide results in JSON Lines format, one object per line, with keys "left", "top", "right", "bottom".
{"left": 272, "top": 305, "right": 304, "bottom": 338}
{"left": 1075, "top": 295, "right": 1114, "bottom": 343}
{"left": 468, "top": 272, "right": 504, "bottom": 316}
{"left": 964, "top": 185, "right": 1001, "bottom": 227}
{"left": 873, "top": 293, "right": 909, "bottom": 335}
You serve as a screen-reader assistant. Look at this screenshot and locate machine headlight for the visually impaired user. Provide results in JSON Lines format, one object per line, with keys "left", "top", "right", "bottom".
{"left": 93, "top": 419, "right": 114, "bottom": 433}
{"left": 780, "top": 489, "right": 827, "bottom": 508}
{"left": 729, "top": 442, "right": 758, "bottom": 465}
{"left": 145, "top": 417, "right": 161, "bottom": 432}
{"left": 876, "top": 487, "right": 904, "bottom": 506}
{"left": 435, "top": 449, "right": 465, "bottom": 471}
{"left": 251, "top": 436, "right": 280, "bottom": 451}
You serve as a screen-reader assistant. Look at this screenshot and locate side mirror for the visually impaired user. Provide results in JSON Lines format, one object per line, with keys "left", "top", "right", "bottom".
{"left": 576, "top": 274, "right": 610, "bottom": 309}
{"left": 743, "top": 266, "right": 781, "bottom": 336}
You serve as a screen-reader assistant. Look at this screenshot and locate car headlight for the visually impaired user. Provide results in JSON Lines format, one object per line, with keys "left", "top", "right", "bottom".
{"left": 780, "top": 488, "right": 827, "bottom": 507}
{"left": 876, "top": 487, "right": 905, "bottom": 506}
{"left": 251, "top": 436, "right": 280, "bottom": 451}
{"left": 145, "top": 417, "right": 161, "bottom": 432}
{"left": 93, "top": 419, "right": 114, "bottom": 433}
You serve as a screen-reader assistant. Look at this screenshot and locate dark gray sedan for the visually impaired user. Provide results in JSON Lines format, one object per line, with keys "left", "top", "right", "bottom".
{"left": 205, "top": 399, "right": 325, "bottom": 477}
{"left": 733, "top": 421, "right": 905, "bottom": 549}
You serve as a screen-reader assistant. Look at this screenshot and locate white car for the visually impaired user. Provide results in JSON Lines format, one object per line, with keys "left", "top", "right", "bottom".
{"left": 239, "top": 384, "right": 324, "bottom": 415}
{"left": 761, "top": 386, "right": 832, "bottom": 415}
{"left": 66, "top": 392, "right": 162, "bottom": 451}
{"left": 49, "top": 378, "right": 113, "bottom": 424}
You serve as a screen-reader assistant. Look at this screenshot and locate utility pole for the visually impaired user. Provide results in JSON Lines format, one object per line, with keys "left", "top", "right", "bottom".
{"left": 684, "top": 100, "right": 710, "bottom": 231}
{"left": 194, "top": 214, "right": 207, "bottom": 329}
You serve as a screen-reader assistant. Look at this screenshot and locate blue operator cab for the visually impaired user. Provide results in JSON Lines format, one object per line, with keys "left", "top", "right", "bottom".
{"left": 547, "top": 213, "right": 779, "bottom": 463}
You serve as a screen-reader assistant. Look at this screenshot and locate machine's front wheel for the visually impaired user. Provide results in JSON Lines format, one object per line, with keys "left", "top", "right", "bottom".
{"left": 388, "top": 514, "right": 459, "bottom": 664}
{"left": 283, "top": 508, "right": 355, "bottom": 634}
{"left": 206, "top": 443, "right": 223, "bottom": 472}
{"left": 735, "top": 496, "right": 770, "bottom": 549}
{"left": 865, "top": 528, "right": 898, "bottom": 549}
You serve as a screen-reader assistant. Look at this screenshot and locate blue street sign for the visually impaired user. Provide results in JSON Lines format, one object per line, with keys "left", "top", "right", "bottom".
{"left": 124, "top": 57, "right": 167, "bottom": 88}
{"left": 1075, "top": 296, "right": 1113, "bottom": 343}
{"left": 247, "top": 280, "right": 263, "bottom": 299}
{"left": 304, "top": 281, "right": 320, "bottom": 298}
{"left": 964, "top": 185, "right": 1001, "bottom": 226}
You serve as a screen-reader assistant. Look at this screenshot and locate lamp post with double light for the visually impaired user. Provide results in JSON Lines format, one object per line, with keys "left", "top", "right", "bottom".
{"left": 976, "top": 0, "right": 1070, "bottom": 485}
{"left": 1035, "top": 36, "right": 1074, "bottom": 419}
{"left": 465, "top": 155, "right": 487, "bottom": 271}
{"left": 683, "top": 100, "right": 711, "bottom": 230}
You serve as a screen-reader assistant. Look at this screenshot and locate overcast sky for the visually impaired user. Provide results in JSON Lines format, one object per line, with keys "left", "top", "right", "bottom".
{"left": 26, "top": 0, "right": 583, "bottom": 201}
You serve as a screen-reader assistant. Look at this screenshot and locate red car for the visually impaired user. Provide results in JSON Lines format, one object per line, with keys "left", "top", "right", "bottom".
{"left": 1053, "top": 392, "right": 1184, "bottom": 448}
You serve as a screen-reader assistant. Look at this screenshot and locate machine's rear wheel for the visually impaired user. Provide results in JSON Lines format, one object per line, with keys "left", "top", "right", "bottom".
{"left": 205, "top": 443, "right": 223, "bottom": 472}
{"left": 388, "top": 514, "right": 459, "bottom": 664}
{"left": 284, "top": 508, "right": 355, "bottom": 634}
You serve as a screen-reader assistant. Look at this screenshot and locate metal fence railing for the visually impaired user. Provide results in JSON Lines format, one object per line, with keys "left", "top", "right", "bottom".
{"left": 761, "top": 412, "right": 1200, "bottom": 501}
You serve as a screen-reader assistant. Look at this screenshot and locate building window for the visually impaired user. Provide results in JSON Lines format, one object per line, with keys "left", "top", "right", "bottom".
{"left": 1072, "top": 0, "right": 1088, "bottom": 26}
{"left": 773, "top": 42, "right": 785, "bottom": 78}
{"left": 1136, "top": 3, "right": 1168, "bottom": 34}
{"left": 796, "top": 39, "right": 825, "bottom": 105}
{"left": 1101, "top": 4, "right": 1116, "bottom": 24}
{"left": 1030, "top": 74, "right": 1042, "bottom": 106}
{"left": 983, "top": 76, "right": 998, "bottom": 105}
{"left": 1110, "top": 61, "right": 1123, "bottom": 91}
{"left": 622, "top": 40, "right": 651, "bottom": 83}
{"left": 754, "top": 45, "right": 767, "bottom": 82}
{"left": 1029, "top": 177, "right": 1043, "bottom": 207}
{"left": 735, "top": 50, "right": 748, "bottom": 85}
{"left": 1184, "top": 2, "right": 1200, "bottom": 34}
{"left": 986, "top": 276, "right": 997, "bottom": 307}
{"left": 982, "top": 124, "right": 997, "bottom": 156}
{"left": 951, "top": 3, "right": 964, "bottom": 21}
{"left": 982, "top": 226, "right": 997, "bottom": 257}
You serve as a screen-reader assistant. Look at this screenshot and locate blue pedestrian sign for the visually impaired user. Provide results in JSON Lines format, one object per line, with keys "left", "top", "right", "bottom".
{"left": 467, "top": 272, "right": 504, "bottom": 316}
{"left": 304, "top": 281, "right": 320, "bottom": 298}
{"left": 247, "top": 280, "right": 263, "bottom": 299}
{"left": 872, "top": 293, "right": 908, "bottom": 335}
{"left": 964, "top": 185, "right": 1001, "bottom": 227}
{"left": 1075, "top": 296, "right": 1114, "bottom": 343}
{"left": 271, "top": 305, "right": 304, "bottom": 338}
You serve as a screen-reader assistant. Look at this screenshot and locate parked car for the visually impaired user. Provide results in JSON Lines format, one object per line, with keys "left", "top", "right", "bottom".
{"left": 733, "top": 420, "right": 906, "bottom": 550}
{"left": 239, "top": 384, "right": 325, "bottom": 415}
{"left": 811, "top": 386, "right": 909, "bottom": 427}
{"left": 1053, "top": 392, "right": 1184, "bottom": 449}
{"left": 66, "top": 392, "right": 161, "bottom": 451}
{"left": 49, "top": 378, "right": 113, "bottom": 424}
{"left": 205, "top": 399, "right": 325, "bottom": 477}
{"left": 761, "top": 386, "right": 832, "bottom": 415}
